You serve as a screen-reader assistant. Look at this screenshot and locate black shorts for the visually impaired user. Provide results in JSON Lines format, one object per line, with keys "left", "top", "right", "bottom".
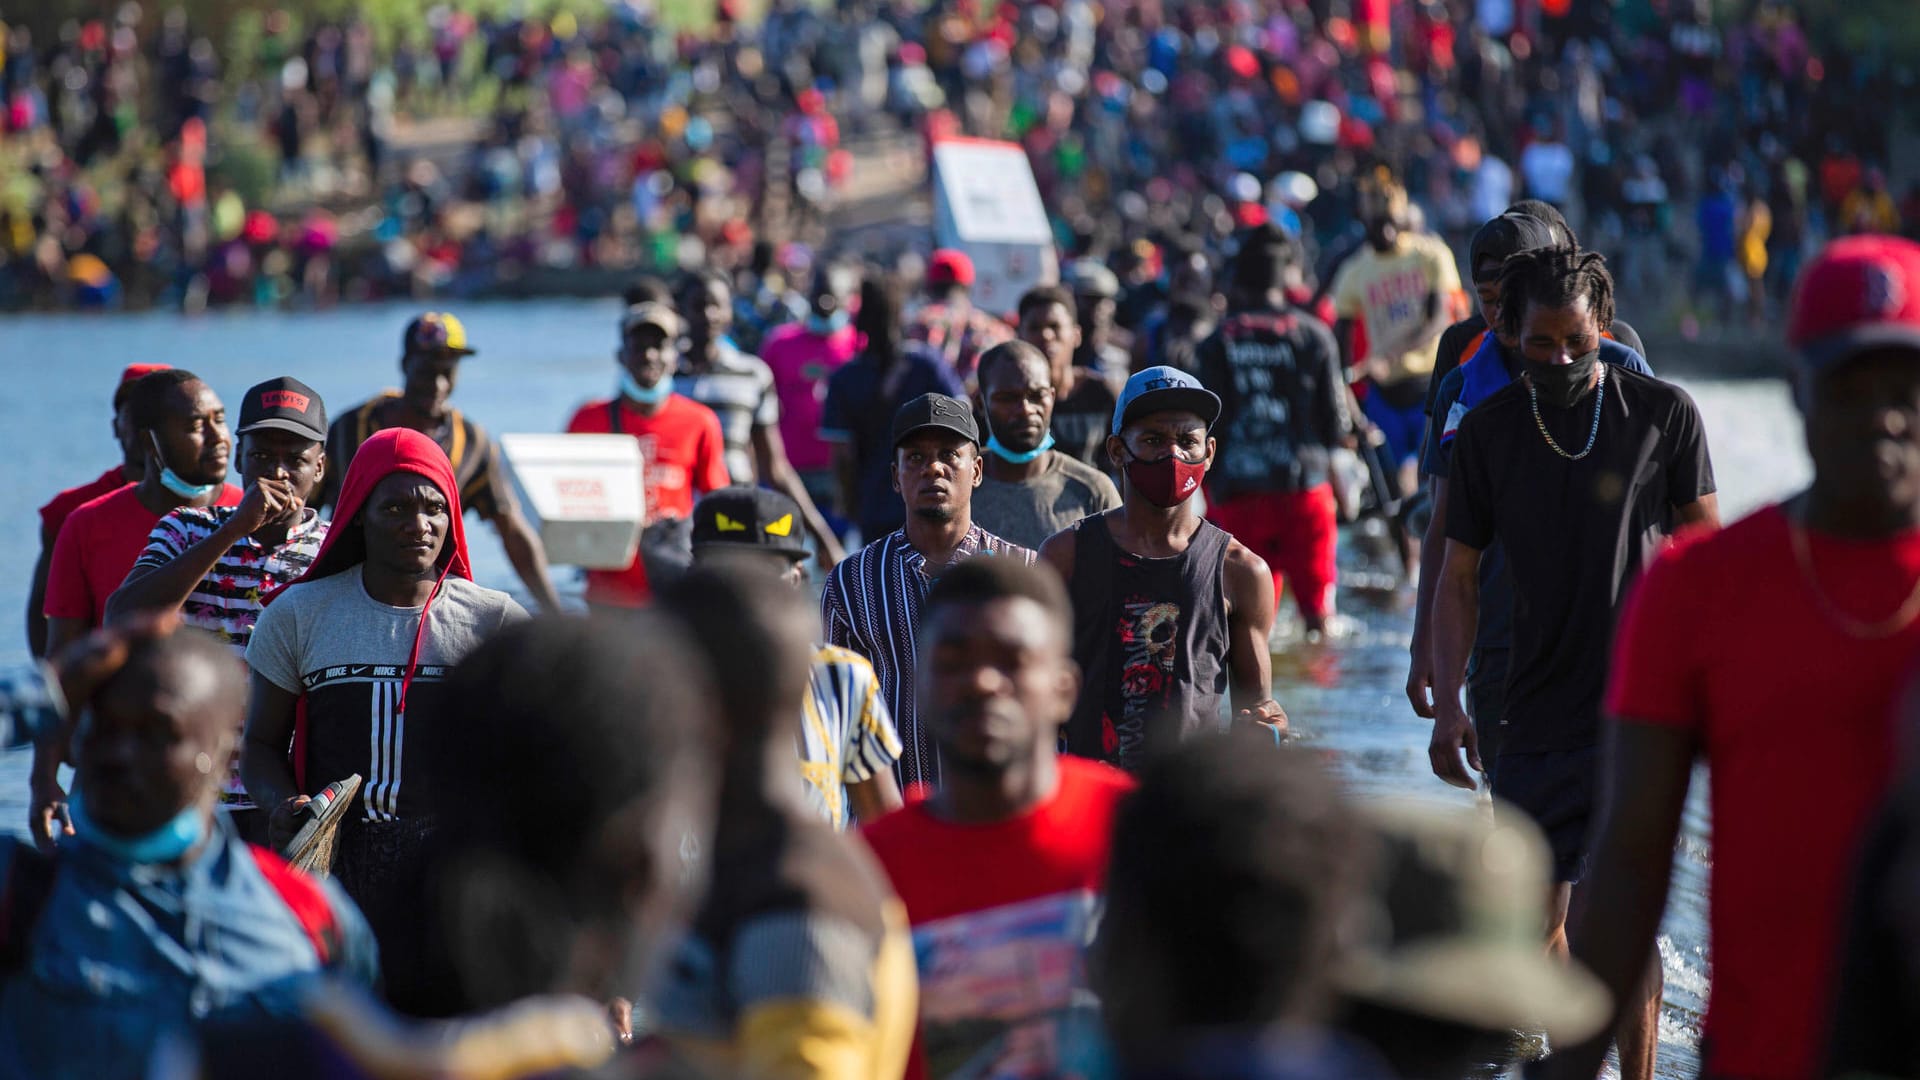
{"left": 1490, "top": 745, "right": 1598, "bottom": 883}
{"left": 1466, "top": 648, "right": 1510, "bottom": 766}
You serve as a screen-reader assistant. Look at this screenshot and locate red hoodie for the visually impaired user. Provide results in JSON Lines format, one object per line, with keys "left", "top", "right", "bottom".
{"left": 270, "top": 427, "right": 475, "bottom": 785}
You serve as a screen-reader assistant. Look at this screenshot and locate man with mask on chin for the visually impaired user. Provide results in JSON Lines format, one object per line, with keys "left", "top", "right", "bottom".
{"left": 33, "top": 369, "right": 242, "bottom": 849}
{"left": 0, "top": 617, "right": 375, "bottom": 1078}
{"left": 1037, "top": 367, "right": 1287, "bottom": 774}
{"left": 1429, "top": 246, "right": 1717, "bottom": 1080}
{"left": 565, "top": 302, "right": 731, "bottom": 609}
{"left": 970, "top": 340, "right": 1120, "bottom": 551}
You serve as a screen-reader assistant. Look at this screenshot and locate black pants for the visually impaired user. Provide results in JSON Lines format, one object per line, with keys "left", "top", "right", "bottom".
{"left": 334, "top": 817, "right": 439, "bottom": 1014}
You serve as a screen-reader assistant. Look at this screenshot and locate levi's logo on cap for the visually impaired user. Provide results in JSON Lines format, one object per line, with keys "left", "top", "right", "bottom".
{"left": 262, "top": 390, "right": 311, "bottom": 412}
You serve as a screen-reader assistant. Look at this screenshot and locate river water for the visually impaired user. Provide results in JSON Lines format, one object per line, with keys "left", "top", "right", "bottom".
{"left": 0, "top": 301, "right": 1811, "bottom": 1077}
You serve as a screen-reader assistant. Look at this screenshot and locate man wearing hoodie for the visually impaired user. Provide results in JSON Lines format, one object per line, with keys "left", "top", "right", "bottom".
{"left": 242, "top": 427, "right": 526, "bottom": 1015}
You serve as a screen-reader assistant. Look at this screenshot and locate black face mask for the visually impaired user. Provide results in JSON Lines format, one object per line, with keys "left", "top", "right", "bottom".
{"left": 1523, "top": 349, "right": 1601, "bottom": 409}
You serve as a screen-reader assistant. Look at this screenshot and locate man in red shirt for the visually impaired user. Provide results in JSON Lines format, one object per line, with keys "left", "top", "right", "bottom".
{"left": 32, "top": 368, "right": 242, "bottom": 849}
{"left": 27, "top": 363, "right": 170, "bottom": 656}
{"left": 565, "top": 302, "right": 730, "bottom": 607}
{"left": 864, "top": 556, "right": 1134, "bottom": 1080}
{"left": 1547, "top": 235, "right": 1920, "bottom": 1080}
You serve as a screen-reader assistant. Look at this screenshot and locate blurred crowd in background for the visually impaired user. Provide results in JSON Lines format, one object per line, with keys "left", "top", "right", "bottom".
{"left": 0, "top": 0, "right": 1913, "bottom": 332}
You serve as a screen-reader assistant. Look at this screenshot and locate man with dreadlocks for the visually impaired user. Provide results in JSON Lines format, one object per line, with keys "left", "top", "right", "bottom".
{"left": 1427, "top": 246, "right": 1718, "bottom": 1080}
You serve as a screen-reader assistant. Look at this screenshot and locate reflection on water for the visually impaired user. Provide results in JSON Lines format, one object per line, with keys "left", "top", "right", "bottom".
{"left": 0, "top": 304, "right": 1810, "bottom": 1078}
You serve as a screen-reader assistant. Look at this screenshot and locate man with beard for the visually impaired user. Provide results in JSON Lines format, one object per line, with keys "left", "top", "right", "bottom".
{"left": 243, "top": 428, "right": 527, "bottom": 1015}
{"left": 32, "top": 369, "right": 242, "bottom": 849}
{"left": 1039, "top": 367, "right": 1286, "bottom": 773}
{"left": 970, "top": 341, "right": 1120, "bottom": 550}
{"left": 323, "top": 312, "right": 561, "bottom": 612}
{"left": 1430, "top": 247, "right": 1718, "bottom": 1080}
{"left": 1331, "top": 172, "right": 1461, "bottom": 490}
{"left": 822, "top": 394, "right": 1033, "bottom": 792}
{"left": 863, "top": 557, "right": 1134, "bottom": 1080}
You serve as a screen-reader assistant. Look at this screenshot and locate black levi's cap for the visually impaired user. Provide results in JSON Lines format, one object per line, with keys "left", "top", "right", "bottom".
{"left": 238, "top": 376, "right": 328, "bottom": 442}
{"left": 691, "top": 486, "right": 810, "bottom": 561}
{"left": 891, "top": 393, "right": 980, "bottom": 447}
{"left": 1468, "top": 212, "right": 1562, "bottom": 282}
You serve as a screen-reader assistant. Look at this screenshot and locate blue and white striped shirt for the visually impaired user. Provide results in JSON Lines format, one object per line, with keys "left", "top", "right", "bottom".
{"left": 820, "top": 526, "right": 1034, "bottom": 790}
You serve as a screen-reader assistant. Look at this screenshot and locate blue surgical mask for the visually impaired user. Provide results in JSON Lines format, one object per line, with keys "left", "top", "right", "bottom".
{"left": 69, "top": 789, "right": 207, "bottom": 864}
{"left": 806, "top": 310, "right": 850, "bottom": 335}
{"left": 987, "top": 432, "right": 1056, "bottom": 464}
{"left": 150, "top": 433, "right": 221, "bottom": 501}
{"left": 619, "top": 367, "right": 674, "bottom": 405}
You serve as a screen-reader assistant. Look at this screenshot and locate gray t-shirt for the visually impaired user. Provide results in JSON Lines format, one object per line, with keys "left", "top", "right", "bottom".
{"left": 971, "top": 451, "right": 1123, "bottom": 550}
{"left": 247, "top": 566, "right": 528, "bottom": 821}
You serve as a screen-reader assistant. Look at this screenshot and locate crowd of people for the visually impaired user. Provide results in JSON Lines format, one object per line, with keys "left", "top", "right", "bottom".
{"left": 8, "top": 176, "right": 1920, "bottom": 1080}
{"left": 4, "top": 0, "right": 1914, "bottom": 328}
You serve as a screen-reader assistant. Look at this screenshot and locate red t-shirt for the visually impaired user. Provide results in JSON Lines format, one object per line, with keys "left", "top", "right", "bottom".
{"left": 862, "top": 757, "right": 1135, "bottom": 1080}
{"left": 1608, "top": 504, "right": 1920, "bottom": 1080}
{"left": 565, "top": 395, "right": 729, "bottom": 607}
{"left": 39, "top": 465, "right": 133, "bottom": 541}
{"left": 44, "top": 483, "right": 243, "bottom": 626}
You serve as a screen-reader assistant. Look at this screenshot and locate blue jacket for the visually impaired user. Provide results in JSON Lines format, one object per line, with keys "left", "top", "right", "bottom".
{"left": 0, "top": 813, "right": 376, "bottom": 1079}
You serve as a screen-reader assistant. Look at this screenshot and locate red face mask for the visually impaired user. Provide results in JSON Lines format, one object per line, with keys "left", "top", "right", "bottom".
{"left": 1123, "top": 449, "right": 1207, "bottom": 507}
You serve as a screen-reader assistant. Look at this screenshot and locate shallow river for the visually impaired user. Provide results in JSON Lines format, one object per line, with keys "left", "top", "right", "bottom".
{"left": 0, "top": 301, "right": 1812, "bottom": 1077}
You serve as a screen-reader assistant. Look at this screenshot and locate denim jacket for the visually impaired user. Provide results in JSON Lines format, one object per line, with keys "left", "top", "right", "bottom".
{"left": 0, "top": 812, "right": 377, "bottom": 1079}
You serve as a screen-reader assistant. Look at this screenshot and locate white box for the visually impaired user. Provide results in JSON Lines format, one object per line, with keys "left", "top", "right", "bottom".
{"left": 499, "top": 433, "right": 645, "bottom": 570}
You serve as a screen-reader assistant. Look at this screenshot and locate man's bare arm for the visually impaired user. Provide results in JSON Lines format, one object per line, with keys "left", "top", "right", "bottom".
{"left": 1406, "top": 476, "right": 1450, "bottom": 718}
{"left": 241, "top": 673, "right": 309, "bottom": 850}
{"left": 1223, "top": 541, "right": 1285, "bottom": 729}
{"left": 1428, "top": 539, "right": 1483, "bottom": 789}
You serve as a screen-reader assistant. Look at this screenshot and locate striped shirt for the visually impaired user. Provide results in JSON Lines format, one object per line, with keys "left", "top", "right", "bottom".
{"left": 821, "top": 526, "right": 1035, "bottom": 790}
{"left": 803, "top": 645, "right": 905, "bottom": 831}
{"left": 133, "top": 504, "right": 328, "bottom": 807}
{"left": 676, "top": 342, "right": 780, "bottom": 484}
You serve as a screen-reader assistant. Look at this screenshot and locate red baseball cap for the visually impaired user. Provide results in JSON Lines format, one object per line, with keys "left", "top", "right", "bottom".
{"left": 927, "top": 249, "right": 975, "bottom": 288}
{"left": 113, "top": 363, "right": 173, "bottom": 409}
{"left": 1789, "top": 234, "right": 1920, "bottom": 369}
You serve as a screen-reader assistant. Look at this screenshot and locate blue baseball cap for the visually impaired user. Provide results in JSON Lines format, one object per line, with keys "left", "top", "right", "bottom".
{"left": 1112, "top": 366, "right": 1222, "bottom": 436}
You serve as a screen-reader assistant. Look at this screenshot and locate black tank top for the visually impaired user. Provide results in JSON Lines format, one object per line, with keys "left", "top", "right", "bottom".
{"left": 1065, "top": 513, "right": 1232, "bottom": 772}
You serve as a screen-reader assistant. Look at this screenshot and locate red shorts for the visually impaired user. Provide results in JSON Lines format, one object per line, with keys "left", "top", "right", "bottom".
{"left": 1207, "top": 485, "right": 1339, "bottom": 622}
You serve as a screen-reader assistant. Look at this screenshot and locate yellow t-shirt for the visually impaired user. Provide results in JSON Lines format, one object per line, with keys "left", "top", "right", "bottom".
{"left": 1332, "top": 233, "right": 1462, "bottom": 386}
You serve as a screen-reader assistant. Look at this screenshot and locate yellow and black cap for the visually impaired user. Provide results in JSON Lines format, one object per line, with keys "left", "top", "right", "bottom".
{"left": 691, "top": 485, "right": 809, "bottom": 561}
{"left": 402, "top": 311, "right": 476, "bottom": 357}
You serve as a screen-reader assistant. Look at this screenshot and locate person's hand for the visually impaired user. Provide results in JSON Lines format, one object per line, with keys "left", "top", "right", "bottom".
{"left": 1428, "top": 693, "right": 1482, "bottom": 791}
{"left": 1237, "top": 699, "right": 1289, "bottom": 742}
{"left": 815, "top": 535, "right": 846, "bottom": 572}
{"left": 606, "top": 997, "right": 635, "bottom": 1046}
{"left": 269, "top": 795, "right": 312, "bottom": 851}
{"left": 231, "top": 477, "right": 302, "bottom": 535}
{"left": 1406, "top": 651, "right": 1437, "bottom": 719}
{"left": 28, "top": 774, "right": 71, "bottom": 853}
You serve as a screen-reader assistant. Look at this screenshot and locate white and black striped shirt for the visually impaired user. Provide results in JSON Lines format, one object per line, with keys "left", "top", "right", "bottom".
{"left": 821, "top": 525, "right": 1034, "bottom": 790}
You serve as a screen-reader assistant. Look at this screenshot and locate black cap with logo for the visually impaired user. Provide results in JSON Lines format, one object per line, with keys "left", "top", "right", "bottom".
{"left": 237, "top": 376, "right": 328, "bottom": 442}
{"left": 691, "top": 486, "right": 810, "bottom": 561}
{"left": 890, "top": 393, "right": 980, "bottom": 448}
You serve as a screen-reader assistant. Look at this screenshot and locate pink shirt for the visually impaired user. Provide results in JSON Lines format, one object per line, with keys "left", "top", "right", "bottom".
{"left": 761, "top": 322, "right": 859, "bottom": 473}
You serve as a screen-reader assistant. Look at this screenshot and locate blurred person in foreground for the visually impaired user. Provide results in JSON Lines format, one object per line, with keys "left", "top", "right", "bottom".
{"left": 0, "top": 617, "right": 375, "bottom": 1078}
{"left": 322, "top": 312, "right": 561, "bottom": 613}
{"left": 1094, "top": 732, "right": 1384, "bottom": 1079}
{"left": 1340, "top": 802, "right": 1610, "bottom": 1080}
{"left": 689, "top": 486, "right": 904, "bottom": 828}
{"left": 863, "top": 557, "right": 1134, "bottom": 1079}
{"left": 652, "top": 563, "right": 916, "bottom": 1079}
{"left": 970, "top": 340, "right": 1121, "bottom": 550}
{"left": 1041, "top": 366, "right": 1286, "bottom": 774}
{"left": 196, "top": 614, "right": 721, "bottom": 1079}
{"left": 1548, "top": 236, "right": 1920, "bottom": 1080}
{"left": 27, "top": 362, "right": 169, "bottom": 657}
{"left": 243, "top": 428, "right": 527, "bottom": 1016}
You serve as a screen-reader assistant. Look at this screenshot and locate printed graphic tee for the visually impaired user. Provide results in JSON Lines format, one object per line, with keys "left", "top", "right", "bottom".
{"left": 862, "top": 757, "right": 1135, "bottom": 1080}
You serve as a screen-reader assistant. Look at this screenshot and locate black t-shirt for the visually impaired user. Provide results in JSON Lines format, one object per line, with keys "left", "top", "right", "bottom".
{"left": 1446, "top": 366, "right": 1715, "bottom": 753}
{"left": 1050, "top": 377, "right": 1120, "bottom": 468}
{"left": 1198, "top": 310, "right": 1353, "bottom": 498}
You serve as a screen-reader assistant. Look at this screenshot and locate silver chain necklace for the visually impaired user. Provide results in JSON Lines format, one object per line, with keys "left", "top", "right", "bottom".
{"left": 1528, "top": 363, "right": 1607, "bottom": 461}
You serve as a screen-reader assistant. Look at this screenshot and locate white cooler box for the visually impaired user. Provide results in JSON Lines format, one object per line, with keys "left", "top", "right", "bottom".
{"left": 498, "top": 433, "right": 645, "bottom": 570}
